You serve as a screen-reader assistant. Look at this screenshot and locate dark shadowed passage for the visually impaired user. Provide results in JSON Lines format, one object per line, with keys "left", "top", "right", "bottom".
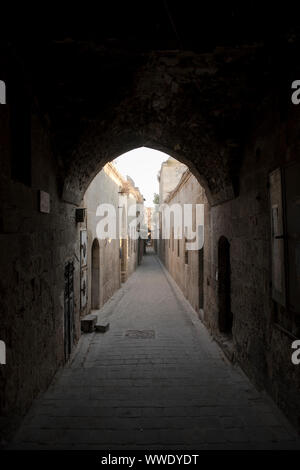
{"left": 11, "top": 250, "right": 300, "bottom": 450}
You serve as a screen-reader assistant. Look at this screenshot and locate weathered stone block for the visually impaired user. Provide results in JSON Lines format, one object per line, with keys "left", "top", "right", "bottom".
{"left": 80, "top": 314, "right": 97, "bottom": 333}
{"left": 95, "top": 322, "right": 110, "bottom": 333}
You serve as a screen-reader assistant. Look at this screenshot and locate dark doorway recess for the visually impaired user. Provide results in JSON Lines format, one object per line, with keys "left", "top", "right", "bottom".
{"left": 64, "top": 261, "right": 74, "bottom": 361}
{"left": 218, "top": 236, "right": 233, "bottom": 335}
{"left": 91, "top": 238, "right": 100, "bottom": 309}
{"left": 199, "top": 248, "right": 204, "bottom": 310}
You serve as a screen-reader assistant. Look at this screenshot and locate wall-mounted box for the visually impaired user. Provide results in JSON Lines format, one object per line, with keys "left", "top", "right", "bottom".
{"left": 76, "top": 208, "right": 86, "bottom": 223}
{"left": 39, "top": 190, "right": 50, "bottom": 214}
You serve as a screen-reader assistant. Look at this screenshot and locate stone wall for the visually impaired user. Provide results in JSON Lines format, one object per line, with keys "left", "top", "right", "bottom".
{"left": 0, "top": 108, "right": 81, "bottom": 440}
{"left": 202, "top": 102, "right": 300, "bottom": 431}
{"left": 126, "top": 193, "right": 140, "bottom": 279}
{"left": 1, "top": 38, "right": 300, "bottom": 442}
{"left": 82, "top": 164, "right": 143, "bottom": 314}
{"left": 157, "top": 102, "right": 300, "bottom": 432}
{"left": 158, "top": 158, "right": 187, "bottom": 263}
{"left": 83, "top": 167, "right": 121, "bottom": 313}
{"left": 162, "top": 170, "right": 207, "bottom": 313}
{"left": 0, "top": 116, "right": 145, "bottom": 441}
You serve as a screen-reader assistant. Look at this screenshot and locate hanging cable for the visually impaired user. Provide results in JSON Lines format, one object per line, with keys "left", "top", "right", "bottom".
{"left": 163, "top": 0, "right": 183, "bottom": 50}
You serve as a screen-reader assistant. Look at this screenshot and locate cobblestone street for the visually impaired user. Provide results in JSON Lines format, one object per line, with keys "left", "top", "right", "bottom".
{"left": 11, "top": 251, "right": 300, "bottom": 450}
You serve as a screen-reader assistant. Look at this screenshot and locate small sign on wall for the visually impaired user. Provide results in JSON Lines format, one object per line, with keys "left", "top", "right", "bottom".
{"left": 0, "top": 80, "right": 6, "bottom": 104}
{"left": 39, "top": 190, "right": 50, "bottom": 213}
{"left": 0, "top": 340, "right": 6, "bottom": 365}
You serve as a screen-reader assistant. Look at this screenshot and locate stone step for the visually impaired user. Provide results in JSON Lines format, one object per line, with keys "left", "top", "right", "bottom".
{"left": 95, "top": 322, "right": 110, "bottom": 333}
{"left": 80, "top": 314, "right": 97, "bottom": 333}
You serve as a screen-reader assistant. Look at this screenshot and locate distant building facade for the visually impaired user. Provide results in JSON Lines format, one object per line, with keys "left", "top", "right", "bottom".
{"left": 80, "top": 162, "right": 144, "bottom": 316}
{"left": 157, "top": 157, "right": 187, "bottom": 261}
{"left": 159, "top": 161, "right": 207, "bottom": 315}
{"left": 145, "top": 207, "right": 154, "bottom": 244}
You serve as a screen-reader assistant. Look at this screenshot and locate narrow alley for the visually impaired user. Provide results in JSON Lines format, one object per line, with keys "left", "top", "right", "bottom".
{"left": 11, "top": 250, "right": 300, "bottom": 450}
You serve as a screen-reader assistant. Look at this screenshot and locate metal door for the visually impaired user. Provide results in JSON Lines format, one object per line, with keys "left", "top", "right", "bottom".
{"left": 64, "top": 261, "right": 74, "bottom": 360}
{"left": 80, "top": 230, "right": 88, "bottom": 311}
{"left": 269, "top": 168, "right": 286, "bottom": 306}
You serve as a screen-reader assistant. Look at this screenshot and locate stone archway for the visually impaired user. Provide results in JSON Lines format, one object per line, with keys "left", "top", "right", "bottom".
{"left": 55, "top": 46, "right": 265, "bottom": 208}
{"left": 2, "top": 31, "right": 300, "bottom": 442}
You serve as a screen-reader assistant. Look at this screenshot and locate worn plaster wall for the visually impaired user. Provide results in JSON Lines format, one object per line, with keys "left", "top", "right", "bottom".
{"left": 158, "top": 158, "right": 187, "bottom": 264}
{"left": 163, "top": 171, "right": 207, "bottom": 313}
{"left": 0, "top": 108, "right": 81, "bottom": 440}
{"left": 83, "top": 166, "right": 143, "bottom": 313}
{"left": 83, "top": 168, "right": 121, "bottom": 312}
{"left": 126, "top": 193, "right": 141, "bottom": 279}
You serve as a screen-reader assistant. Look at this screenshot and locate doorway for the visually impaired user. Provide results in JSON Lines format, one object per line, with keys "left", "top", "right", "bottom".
{"left": 218, "top": 236, "right": 232, "bottom": 334}
{"left": 198, "top": 247, "right": 204, "bottom": 310}
{"left": 64, "top": 260, "right": 74, "bottom": 360}
{"left": 91, "top": 238, "right": 100, "bottom": 309}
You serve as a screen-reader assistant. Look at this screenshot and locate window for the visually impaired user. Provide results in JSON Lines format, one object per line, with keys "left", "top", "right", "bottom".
{"left": 9, "top": 79, "right": 32, "bottom": 186}
{"left": 269, "top": 163, "right": 300, "bottom": 332}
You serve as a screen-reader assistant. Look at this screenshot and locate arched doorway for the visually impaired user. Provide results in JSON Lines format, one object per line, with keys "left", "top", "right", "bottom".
{"left": 218, "top": 236, "right": 232, "bottom": 335}
{"left": 91, "top": 238, "right": 100, "bottom": 309}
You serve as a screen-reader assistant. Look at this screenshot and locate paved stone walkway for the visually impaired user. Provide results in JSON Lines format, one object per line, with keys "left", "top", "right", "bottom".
{"left": 11, "top": 251, "right": 300, "bottom": 449}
